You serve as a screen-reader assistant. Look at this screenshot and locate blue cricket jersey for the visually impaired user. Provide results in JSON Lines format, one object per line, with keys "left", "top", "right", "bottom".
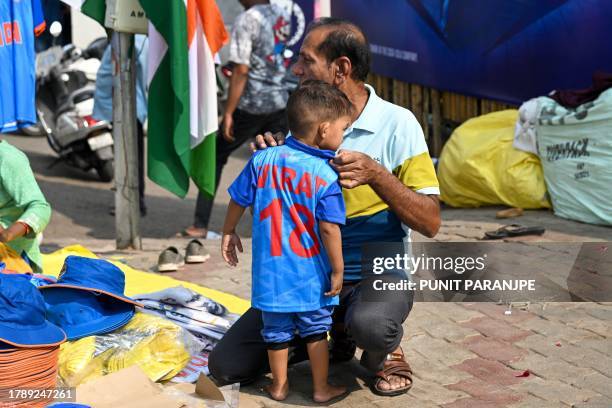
{"left": 228, "top": 137, "right": 346, "bottom": 312}
{"left": 1, "top": 0, "right": 45, "bottom": 133}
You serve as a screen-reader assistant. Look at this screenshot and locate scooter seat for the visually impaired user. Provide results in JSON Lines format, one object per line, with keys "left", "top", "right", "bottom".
{"left": 55, "top": 86, "right": 96, "bottom": 117}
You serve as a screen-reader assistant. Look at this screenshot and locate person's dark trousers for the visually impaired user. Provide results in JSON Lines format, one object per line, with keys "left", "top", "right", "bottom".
{"left": 193, "top": 108, "right": 288, "bottom": 229}
{"left": 137, "top": 120, "right": 146, "bottom": 214}
{"left": 208, "top": 280, "right": 413, "bottom": 384}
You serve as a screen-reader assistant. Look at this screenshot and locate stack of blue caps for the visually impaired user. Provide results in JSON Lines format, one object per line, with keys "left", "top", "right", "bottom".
{"left": 0, "top": 275, "right": 66, "bottom": 407}
{"left": 39, "top": 256, "right": 142, "bottom": 341}
{"left": 0, "top": 274, "right": 66, "bottom": 347}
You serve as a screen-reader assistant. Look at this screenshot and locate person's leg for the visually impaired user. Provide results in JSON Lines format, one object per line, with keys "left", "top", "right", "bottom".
{"left": 208, "top": 308, "right": 269, "bottom": 384}
{"left": 137, "top": 121, "right": 146, "bottom": 214}
{"left": 329, "top": 282, "right": 358, "bottom": 362}
{"left": 190, "top": 109, "right": 266, "bottom": 234}
{"left": 298, "top": 307, "right": 347, "bottom": 402}
{"left": 266, "top": 348, "right": 289, "bottom": 401}
{"left": 262, "top": 109, "right": 289, "bottom": 136}
{"left": 208, "top": 308, "right": 309, "bottom": 385}
{"left": 261, "top": 311, "right": 296, "bottom": 401}
{"left": 308, "top": 339, "right": 348, "bottom": 403}
{"left": 192, "top": 191, "right": 214, "bottom": 231}
{"left": 344, "top": 279, "right": 413, "bottom": 391}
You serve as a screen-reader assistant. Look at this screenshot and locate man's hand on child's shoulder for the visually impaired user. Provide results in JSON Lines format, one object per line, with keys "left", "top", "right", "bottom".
{"left": 330, "top": 150, "right": 382, "bottom": 189}
{"left": 250, "top": 131, "right": 286, "bottom": 152}
{"left": 222, "top": 232, "right": 243, "bottom": 267}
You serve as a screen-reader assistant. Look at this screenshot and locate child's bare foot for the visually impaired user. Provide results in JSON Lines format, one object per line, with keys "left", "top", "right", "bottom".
{"left": 265, "top": 381, "right": 289, "bottom": 401}
{"left": 313, "top": 384, "right": 347, "bottom": 403}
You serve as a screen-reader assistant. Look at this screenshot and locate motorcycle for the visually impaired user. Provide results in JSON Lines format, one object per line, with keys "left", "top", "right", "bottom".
{"left": 35, "top": 22, "right": 114, "bottom": 182}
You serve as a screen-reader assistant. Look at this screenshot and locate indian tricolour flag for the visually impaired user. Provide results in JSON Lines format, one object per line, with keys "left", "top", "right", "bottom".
{"left": 60, "top": 0, "right": 105, "bottom": 25}
{"left": 141, "top": 0, "right": 228, "bottom": 197}
{"left": 61, "top": 0, "right": 228, "bottom": 198}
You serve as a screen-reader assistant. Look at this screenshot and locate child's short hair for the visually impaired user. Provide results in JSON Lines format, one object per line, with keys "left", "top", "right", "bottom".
{"left": 287, "top": 80, "right": 354, "bottom": 138}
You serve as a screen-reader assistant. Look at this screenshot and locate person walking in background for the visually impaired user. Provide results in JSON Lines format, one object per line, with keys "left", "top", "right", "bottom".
{"left": 92, "top": 34, "right": 148, "bottom": 215}
{"left": 180, "top": 0, "right": 290, "bottom": 239}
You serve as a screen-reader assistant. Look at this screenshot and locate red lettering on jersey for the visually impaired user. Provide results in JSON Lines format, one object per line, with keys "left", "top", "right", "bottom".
{"left": 257, "top": 165, "right": 270, "bottom": 188}
{"left": 281, "top": 167, "right": 296, "bottom": 193}
{"left": 315, "top": 176, "right": 328, "bottom": 193}
{"left": 294, "top": 172, "right": 312, "bottom": 198}
{"left": 12, "top": 21, "right": 21, "bottom": 44}
{"left": 288, "top": 203, "right": 320, "bottom": 258}
{"left": 3, "top": 22, "right": 12, "bottom": 45}
{"left": 270, "top": 165, "right": 281, "bottom": 189}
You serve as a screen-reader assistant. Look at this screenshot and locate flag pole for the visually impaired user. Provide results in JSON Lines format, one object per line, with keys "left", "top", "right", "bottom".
{"left": 112, "top": 30, "right": 142, "bottom": 250}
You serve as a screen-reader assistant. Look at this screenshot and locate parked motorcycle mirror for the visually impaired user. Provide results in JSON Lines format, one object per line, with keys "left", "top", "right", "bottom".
{"left": 49, "top": 21, "right": 63, "bottom": 38}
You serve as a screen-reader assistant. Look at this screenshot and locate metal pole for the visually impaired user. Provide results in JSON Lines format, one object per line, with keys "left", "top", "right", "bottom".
{"left": 111, "top": 31, "right": 141, "bottom": 250}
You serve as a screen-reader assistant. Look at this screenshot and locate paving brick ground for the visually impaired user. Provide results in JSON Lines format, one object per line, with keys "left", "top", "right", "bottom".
{"left": 9, "top": 134, "right": 611, "bottom": 407}
{"left": 95, "top": 238, "right": 612, "bottom": 408}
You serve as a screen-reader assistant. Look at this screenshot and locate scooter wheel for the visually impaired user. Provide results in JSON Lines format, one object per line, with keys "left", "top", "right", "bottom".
{"left": 96, "top": 160, "right": 114, "bottom": 182}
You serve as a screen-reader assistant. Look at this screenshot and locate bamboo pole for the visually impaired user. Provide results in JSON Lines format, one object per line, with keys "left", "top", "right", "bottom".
{"left": 431, "top": 89, "right": 442, "bottom": 157}
{"left": 422, "top": 87, "right": 430, "bottom": 143}
{"left": 411, "top": 84, "right": 423, "bottom": 128}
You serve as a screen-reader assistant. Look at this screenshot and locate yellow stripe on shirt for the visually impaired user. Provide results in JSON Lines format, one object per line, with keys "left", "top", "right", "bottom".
{"left": 393, "top": 151, "right": 440, "bottom": 192}
{"left": 343, "top": 152, "right": 439, "bottom": 218}
{"left": 343, "top": 185, "right": 388, "bottom": 218}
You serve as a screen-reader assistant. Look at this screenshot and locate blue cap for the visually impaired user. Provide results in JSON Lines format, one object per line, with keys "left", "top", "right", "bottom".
{"left": 0, "top": 275, "right": 66, "bottom": 347}
{"left": 43, "top": 288, "right": 135, "bottom": 340}
{"left": 39, "top": 256, "right": 141, "bottom": 307}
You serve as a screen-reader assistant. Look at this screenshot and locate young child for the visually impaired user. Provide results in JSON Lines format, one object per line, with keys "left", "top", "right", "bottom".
{"left": 221, "top": 80, "right": 353, "bottom": 403}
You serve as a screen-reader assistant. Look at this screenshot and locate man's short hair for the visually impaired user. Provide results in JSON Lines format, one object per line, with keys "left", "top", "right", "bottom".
{"left": 287, "top": 80, "right": 354, "bottom": 137}
{"left": 307, "top": 17, "right": 371, "bottom": 82}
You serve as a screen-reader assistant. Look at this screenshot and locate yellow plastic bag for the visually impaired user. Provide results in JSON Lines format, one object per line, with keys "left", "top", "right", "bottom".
{"left": 0, "top": 243, "right": 33, "bottom": 274}
{"left": 58, "top": 313, "right": 196, "bottom": 386}
{"left": 438, "top": 110, "right": 551, "bottom": 209}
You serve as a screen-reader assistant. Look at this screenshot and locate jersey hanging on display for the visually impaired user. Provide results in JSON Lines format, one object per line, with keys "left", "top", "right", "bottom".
{"left": 0, "top": 0, "right": 45, "bottom": 133}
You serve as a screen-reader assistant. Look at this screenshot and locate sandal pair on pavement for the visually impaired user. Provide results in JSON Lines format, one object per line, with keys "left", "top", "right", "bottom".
{"left": 158, "top": 239, "right": 210, "bottom": 272}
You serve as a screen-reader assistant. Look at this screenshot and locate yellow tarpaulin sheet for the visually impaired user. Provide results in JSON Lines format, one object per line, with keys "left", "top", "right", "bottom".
{"left": 42, "top": 245, "right": 250, "bottom": 315}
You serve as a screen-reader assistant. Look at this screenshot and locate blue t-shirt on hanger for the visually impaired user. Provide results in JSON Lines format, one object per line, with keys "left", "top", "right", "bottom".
{"left": 0, "top": 0, "right": 45, "bottom": 132}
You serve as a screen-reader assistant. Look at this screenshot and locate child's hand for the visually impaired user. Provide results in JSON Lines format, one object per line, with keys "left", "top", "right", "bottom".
{"left": 222, "top": 232, "right": 243, "bottom": 267}
{"left": 325, "top": 271, "right": 343, "bottom": 297}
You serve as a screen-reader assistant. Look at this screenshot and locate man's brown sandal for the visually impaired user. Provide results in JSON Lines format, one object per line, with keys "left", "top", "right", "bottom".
{"left": 370, "top": 347, "right": 414, "bottom": 397}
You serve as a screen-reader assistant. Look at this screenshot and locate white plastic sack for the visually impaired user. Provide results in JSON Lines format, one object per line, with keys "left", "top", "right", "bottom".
{"left": 514, "top": 98, "right": 544, "bottom": 154}
{"left": 536, "top": 90, "right": 612, "bottom": 225}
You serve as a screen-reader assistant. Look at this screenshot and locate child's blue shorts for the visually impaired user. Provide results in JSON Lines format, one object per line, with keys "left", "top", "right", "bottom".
{"left": 261, "top": 306, "right": 334, "bottom": 350}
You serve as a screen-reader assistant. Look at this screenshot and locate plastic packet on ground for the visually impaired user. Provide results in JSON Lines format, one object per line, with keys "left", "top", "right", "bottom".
{"left": 58, "top": 312, "right": 202, "bottom": 386}
{"left": 163, "top": 382, "right": 240, "bottom": 408}
{"left": 171, "top": 351, "right": 211, "bottom": 383}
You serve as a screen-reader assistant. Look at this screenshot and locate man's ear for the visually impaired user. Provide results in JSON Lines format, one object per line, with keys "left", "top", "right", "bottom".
{"left": 332, "top": 56, "right": 352, "bottom": 87}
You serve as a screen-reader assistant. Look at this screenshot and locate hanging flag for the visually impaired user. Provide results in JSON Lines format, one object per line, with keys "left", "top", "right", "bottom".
{"left": 140, "top": 0, "right": 228, "bottom": 198}
{"left": 59, "top": 0, "right": 106, "bottom": 26}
